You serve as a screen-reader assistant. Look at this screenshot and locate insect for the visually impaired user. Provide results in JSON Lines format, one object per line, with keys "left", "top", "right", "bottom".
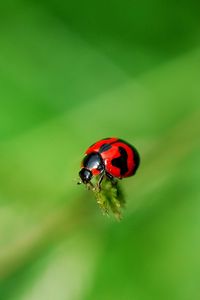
{"left": 78, "top": 137, "right": 140, "bottom": 190}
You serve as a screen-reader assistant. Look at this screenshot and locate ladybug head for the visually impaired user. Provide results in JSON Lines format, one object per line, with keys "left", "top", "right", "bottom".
{"left": 79, "top": 168, "right": 92, "bottom": 184}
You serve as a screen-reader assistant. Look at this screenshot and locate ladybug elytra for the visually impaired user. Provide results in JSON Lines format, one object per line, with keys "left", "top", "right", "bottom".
{"left": 78, "top": 137, "right": 140, "bottom": 189}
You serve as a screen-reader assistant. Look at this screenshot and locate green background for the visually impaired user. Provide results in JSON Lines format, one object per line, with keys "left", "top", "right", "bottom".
{"left": 0, "top": 1, "right": 200, "bottom": 299}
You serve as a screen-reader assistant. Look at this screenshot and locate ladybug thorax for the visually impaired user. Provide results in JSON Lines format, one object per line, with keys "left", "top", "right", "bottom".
{"left": 82, "top": 152, "right": 105, "bottom": 175}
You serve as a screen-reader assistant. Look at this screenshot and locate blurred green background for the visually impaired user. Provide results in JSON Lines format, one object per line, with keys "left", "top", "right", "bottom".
{"left": 0, "top": 1, "right": 200, "bottom": 299}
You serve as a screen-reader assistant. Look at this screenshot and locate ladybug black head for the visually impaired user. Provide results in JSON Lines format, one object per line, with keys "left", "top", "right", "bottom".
{"left": 79, "top": 168, "right": 92, "bottom": 184}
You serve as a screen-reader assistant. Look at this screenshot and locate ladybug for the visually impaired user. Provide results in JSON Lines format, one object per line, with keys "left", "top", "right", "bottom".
{"left": 78, "top": 137, "right": 140, "bottom": 189}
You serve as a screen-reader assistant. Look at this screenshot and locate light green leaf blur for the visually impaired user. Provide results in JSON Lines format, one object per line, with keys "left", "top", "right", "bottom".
{"left": 0, "top": 1, "right": 200, "bottom": 299}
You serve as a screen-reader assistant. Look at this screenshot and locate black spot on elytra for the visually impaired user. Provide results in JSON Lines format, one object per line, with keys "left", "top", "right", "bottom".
{"left": 111, "top": 146, "right": 128, "bottom": 176}
{"left": 117, "top": 139, "right": 140, "bottom": 175}
{"left": 99, "top": 143, "right": 112, "bottom": 153}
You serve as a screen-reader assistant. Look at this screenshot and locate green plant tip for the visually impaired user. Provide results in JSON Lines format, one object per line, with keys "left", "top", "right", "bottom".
{"left": 93, "top": 177, "right": 125, "bottom": 220}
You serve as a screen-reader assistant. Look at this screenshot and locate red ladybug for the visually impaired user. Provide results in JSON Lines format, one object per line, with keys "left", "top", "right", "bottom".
{"left": 79, "top": 137, "right": 140, "bottom": 189}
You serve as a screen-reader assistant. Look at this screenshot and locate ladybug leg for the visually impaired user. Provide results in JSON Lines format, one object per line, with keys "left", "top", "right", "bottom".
{"left": 105, "top": 172, "right": 114, "bottom": 181}
{"left": 106, "top": 172, "right": 118, "bottom": 186}
{"left": 97, "top": 171, "right": 105, "bottom": 191}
